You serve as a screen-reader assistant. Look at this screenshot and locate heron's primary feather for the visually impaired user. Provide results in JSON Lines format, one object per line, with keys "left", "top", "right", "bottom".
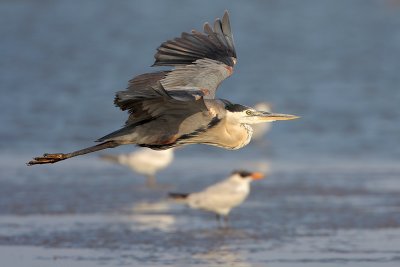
{"left": 153, "top": 11, "right": 236, "bottom": 67}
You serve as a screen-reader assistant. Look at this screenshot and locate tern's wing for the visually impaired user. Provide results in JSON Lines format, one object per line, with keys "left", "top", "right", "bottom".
{"left": 189, "top": 179, "right": 248, "bottom": 210}
{"left": 201, "top": 178, "right": 238, "bottom": 194}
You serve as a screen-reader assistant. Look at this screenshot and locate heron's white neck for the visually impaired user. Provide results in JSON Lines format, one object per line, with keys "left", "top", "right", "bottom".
{"left": 239, "top": 123, "right": 253, "bottom": 149}
{"left": 224, "top": 112, "right": 254, "bottom": 149}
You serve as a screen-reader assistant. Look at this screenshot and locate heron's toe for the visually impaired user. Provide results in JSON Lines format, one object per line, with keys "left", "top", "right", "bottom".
{"left": 27, "top": 153, "right": 66, "bottom": 165}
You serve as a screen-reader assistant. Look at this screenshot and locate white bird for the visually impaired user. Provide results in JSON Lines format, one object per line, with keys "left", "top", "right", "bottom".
{"left": 100, "top": 148, "right": 174, "bottom": 187}
{"left": 169, "top": 170, "right": 264, "bottom": 226}
{"left": 251, "top": 102, "right": 272, "bottom": 141}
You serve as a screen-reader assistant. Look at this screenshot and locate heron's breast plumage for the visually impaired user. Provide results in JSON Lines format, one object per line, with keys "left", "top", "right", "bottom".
{"left": 234, "top": 124, "right": 253, "bottom": 149}
{"left": 201, "top": 121, "right": 253, "bottom": 150}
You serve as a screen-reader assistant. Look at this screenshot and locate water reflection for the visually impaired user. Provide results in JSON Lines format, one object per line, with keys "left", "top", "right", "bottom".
{"left": 193, "top": 244, "right": 253, "bottom": 267}
{"left": 131, "top": 201, "right": 172, "bottom": 213}
{"left": 128, "top": 214, "right": 176, "bottom": 232}
{"left": 128, "top": 201, "right": 177, "bottom": 231}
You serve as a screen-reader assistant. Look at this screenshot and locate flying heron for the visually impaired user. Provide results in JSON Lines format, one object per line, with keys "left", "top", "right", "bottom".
{"left": 28, "top": 11, "right": 298, "bottom": 166}
{"left": 169, "top": 170, "right": 265, "bottom": 227}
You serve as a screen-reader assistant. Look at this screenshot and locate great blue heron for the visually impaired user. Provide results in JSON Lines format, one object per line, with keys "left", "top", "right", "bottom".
{"left": 99, "top": 148, "right": 174, "bottom": 187}
{"left": 169, "top": 170, "right": 265, "bottom": 227}
{"left": 28, "top": 11, "right": 298, "bottom": 166}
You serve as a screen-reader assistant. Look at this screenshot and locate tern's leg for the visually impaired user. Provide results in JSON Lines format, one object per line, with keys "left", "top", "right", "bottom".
{"left": 145, "top": 174, "right": 157, "bottom": 188}
{"left": 27, "top": 141, "right": 119, "bottom": 165}
{"left": 223, "top": 215, "right": 229, "bottom": 228}
{"left": 215, "top": 214, "right": 222, "bottom": 227}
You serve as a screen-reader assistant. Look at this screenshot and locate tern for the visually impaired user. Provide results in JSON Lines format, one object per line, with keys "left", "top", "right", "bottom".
{"left": 169, "top": 170, "right": 264, "bottom": 227}
{"left": 100, "top": 148, "right": 174, "bottom": 187}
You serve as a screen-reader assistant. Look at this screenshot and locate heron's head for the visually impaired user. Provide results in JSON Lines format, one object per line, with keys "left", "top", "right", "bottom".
{"left": 231, "top": 170, "right": 265, "bottom": 182}
{"left": 225, "top": 102, "right": 299, "bottom": 124}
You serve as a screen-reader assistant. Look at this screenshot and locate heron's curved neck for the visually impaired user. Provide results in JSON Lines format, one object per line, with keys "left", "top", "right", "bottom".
{"left": 220, "top": 112, "right": 252, "bottom": 149}
{"left": 238, "top": 123, "right": 253, "bottom": 148}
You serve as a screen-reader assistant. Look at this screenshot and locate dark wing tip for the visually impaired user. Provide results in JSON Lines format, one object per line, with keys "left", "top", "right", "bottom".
{"left": 153, "top": 11, "right": 237, "bottom": 67}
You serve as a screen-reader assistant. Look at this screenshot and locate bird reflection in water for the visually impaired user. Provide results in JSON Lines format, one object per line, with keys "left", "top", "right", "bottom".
{"left": 129, "top": 201, "right": 176, "bottom": 231}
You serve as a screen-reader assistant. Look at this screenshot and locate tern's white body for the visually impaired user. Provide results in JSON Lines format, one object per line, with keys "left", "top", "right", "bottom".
{"left": 186, "top": 175, "right": 251, "bottom": 216}
{"left": 171, "top": 172, "right": 262, "bottom": 218}
{"left": 100, "top": 148, "right": 174, "bottom": 186}
{"left": 119, "top": 148, "right": 174, "bottom": 175}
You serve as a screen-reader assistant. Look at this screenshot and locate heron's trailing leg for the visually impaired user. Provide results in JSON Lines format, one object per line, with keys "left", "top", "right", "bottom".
{"left": 27, "top": 141, "right": 119, "bottom": 166}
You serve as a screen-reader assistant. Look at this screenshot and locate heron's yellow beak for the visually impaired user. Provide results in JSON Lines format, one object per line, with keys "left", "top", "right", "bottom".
{"left": 256, "top": 111, "right": 300, "bottom": 122}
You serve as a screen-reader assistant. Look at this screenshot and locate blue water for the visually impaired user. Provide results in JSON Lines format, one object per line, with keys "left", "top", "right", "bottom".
{"left": 0, "top": 1, "right": 400, "bottom": 266}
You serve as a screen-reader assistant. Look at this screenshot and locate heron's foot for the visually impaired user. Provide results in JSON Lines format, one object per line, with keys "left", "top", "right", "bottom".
{"left": 27, "top": 153, "right": 67, "bottom": 166}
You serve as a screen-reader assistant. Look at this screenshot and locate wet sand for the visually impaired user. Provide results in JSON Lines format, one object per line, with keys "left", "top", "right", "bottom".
{"left": 1, "top": 156, "right": 400, "bottom": 266}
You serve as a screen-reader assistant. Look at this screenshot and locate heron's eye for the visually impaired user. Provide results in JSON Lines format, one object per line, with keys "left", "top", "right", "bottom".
{"left": 246, "top": 110, "right": 252, "bottom": 115}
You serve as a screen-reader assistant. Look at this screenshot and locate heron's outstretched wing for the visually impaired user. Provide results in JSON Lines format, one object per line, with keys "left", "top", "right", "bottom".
{"left": 114, "top": 79, "right": 208, "bottom": 127}
{"left": 100, "top": 82, "right": 218, "bottom": 148}
{"left": 154, "top": 11, "right": 237, "bottom": 99}
{"left": 120, "top": 11, "right": 235, "bottom": 101}
{"left": 154, "top": 11, "right": 236, "bottom": 67}
{"left": 115, "top": 11, "right": 236, "bottom": 111}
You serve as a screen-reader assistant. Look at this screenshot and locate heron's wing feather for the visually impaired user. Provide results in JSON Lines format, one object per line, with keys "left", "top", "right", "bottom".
{"left": 153, "top": 11, "right": 236, "bottom": 67}
{"left": 100, "top": 82, "right": 217, "bottom": 148}
{"left": 114, "top": 82, "right": 208, "bottom": 126}
{"left": 114, "top": 71, "right": 170, "bottom": 111}
{"left": 160, "top": 58, "right": 233, "bottom": 99}
{"left": 153, "top": 11, "right": 237, "bottom": 99}
{"left": 119, "top": 70, "right": 208, "bottom": 104}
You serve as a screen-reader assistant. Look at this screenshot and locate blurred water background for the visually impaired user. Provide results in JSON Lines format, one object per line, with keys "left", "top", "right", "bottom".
{"left": 0, "top": 0, "right": 400, "bottom": 266}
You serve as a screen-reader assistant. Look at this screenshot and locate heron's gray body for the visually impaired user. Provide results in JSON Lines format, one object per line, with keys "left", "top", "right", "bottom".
{"left": 98, "top": 98, "right": 253, "bottom": 150}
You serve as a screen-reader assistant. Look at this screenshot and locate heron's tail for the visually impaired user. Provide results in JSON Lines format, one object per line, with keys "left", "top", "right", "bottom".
{"left": 27, "top": 141, "right": 120, "bottom": 166}
{"left": 168, "top": 192, "right": 190, "bottom": 203}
